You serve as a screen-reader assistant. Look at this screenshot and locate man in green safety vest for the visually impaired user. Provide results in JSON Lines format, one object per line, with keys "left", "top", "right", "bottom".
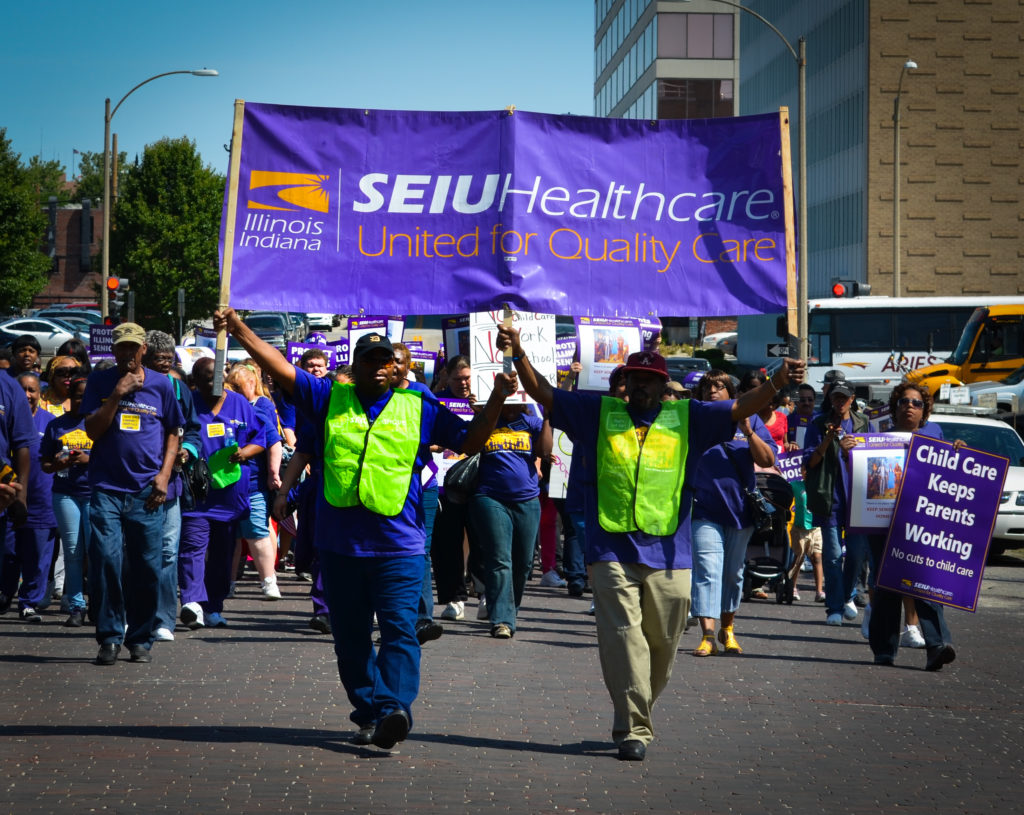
{"left": 215, "top": 308, "right": 517, "bottom": 751}
{"left": 497, "top": 324, "right": 804, "bottom": 762}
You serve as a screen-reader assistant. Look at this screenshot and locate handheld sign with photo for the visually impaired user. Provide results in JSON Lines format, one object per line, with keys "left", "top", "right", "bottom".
{"left": 574, "top": 316, "right": 641, "bottom": 392}
{"left": 845, "top": 433, "right": 912, "bottom": 533}
{"left": 876, "top": 435, "right": 1008, "bottom": 611}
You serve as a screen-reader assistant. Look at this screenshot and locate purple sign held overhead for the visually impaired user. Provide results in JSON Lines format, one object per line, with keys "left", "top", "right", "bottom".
{"left": 221, "top": 104, "right": 791, "bottom": 317}
{"left": 876, "top": 436, "right": 1008, "bottom": 612}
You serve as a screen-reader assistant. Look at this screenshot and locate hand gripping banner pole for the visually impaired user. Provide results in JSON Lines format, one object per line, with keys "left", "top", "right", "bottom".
{"left": 213, "top": 98, "right": 246, "bottom": 397}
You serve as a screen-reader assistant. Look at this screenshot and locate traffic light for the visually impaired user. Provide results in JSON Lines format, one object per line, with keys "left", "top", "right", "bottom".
{"left": 107, "top": 276, "right": 129, "bottom": 311}
{"left": 831, "top": 279, "right": 872, "bottom": 298}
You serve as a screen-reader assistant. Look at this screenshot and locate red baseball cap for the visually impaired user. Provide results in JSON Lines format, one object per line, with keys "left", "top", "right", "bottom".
{"left": 619, "top": 351, "right": 669, "bottom": 382}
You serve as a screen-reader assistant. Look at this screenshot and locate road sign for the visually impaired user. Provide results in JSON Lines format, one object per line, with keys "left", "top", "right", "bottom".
{"left": 767, "top": 343, "right": 790, "bottom": 357}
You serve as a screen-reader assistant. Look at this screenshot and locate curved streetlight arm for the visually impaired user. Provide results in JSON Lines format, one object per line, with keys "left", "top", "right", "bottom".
{"left": 101, "top": 68, "right": 218, "bottom": 318}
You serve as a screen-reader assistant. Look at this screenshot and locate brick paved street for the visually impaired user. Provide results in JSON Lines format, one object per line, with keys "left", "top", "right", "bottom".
{"left": 3, "top": 555, "right": 1023, "bottom": 815}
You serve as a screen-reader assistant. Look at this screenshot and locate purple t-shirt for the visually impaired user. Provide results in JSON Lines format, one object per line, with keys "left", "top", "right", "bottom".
{"left": 24, "top": 408, "right": 56, "bottom": 528}
{"left": 249, "top": 395, "right": 281, "bottom": 494}
{"left": 81, "top": 366, "right": 184, "bottom": 494}
{"left": 0, "top": 372, "right": 35, "bottom": 466}
{"left": 691, "top": 413, "right": 775, "bottom": 528}
{"left": 185, "top": 390, "right": 265, "bottom": 522}
{"left": 291, "top": 370, "right": 470, "bottom": 557}
{"left": 550, "top": 390, "right": 735, "bottom": 570}
{"left": 40, "top": 412, "right": 93, "bottom": 498}
{"left": 476, "top": 411, "right": 544, "bottom": 502}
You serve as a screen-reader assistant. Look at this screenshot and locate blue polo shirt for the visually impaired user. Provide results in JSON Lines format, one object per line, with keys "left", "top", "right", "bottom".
{"left": 550, "top": 390, "right": 735, "bottom": 570}
{"left": 291, "top": 369, "right": 470, "bottom": 557}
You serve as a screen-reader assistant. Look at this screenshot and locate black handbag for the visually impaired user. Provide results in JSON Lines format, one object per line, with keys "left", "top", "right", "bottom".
{"left": 722, "top": 443, "right": 776, "bottom": 535}
{"left": 442, "top": 453, "right": 480, "bottom": 505}
{"left": 180, "top": 454, "right": 212, "bottom": 512}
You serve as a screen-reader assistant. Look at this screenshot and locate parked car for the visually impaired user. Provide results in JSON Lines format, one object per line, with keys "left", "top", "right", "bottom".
{"left": 666, "top": 356, "right": 711, "bottom": 388}
{"left": 930, "top": 411, "right": 1024, "bottom": 557}
{"left": 34, "top": 309, "right": 104, "bottom": 329}
{"left": 307, "top": 313, "right": 334, "bottom": 331}
{"left": 243, "top": 312, "right": 290, "bottom": 351}
{"left": 702, "top": 330, "right": 737, "bottom": 350}
{"left": 967, "top": 365, "right": 1024, "bottom": 418}
{"left": 716, "top": 333, "right": 738, "bottom": 356}
{"left": 286, "top": 312, "right": 309, "bottom": 342}
{"left": 0, "top": 317, "right": 86, "bottom": 356}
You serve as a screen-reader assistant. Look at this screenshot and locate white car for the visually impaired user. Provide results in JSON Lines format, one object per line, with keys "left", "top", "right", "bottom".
{"left": 967, "top": 365, "right": 1024, "bottom": 416}
{"left": 307, "top": 313, "right": 335, "bottom": 331}
{"left": 0, "top": 317, "right": 86, "bottom": 356}
{"left": 930, "top": 411, "right": 1024, "bottom": 556}
{"left": 702, "top": 330, "right": 737, "bottom": 352}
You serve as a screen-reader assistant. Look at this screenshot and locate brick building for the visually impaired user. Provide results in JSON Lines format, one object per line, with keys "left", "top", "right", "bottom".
{"left": 33, "top": 200, "right": 102, "bottom": 309}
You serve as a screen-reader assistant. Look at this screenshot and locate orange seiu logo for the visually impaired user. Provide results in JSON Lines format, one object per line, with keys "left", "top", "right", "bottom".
{"left": 248, "top": 171, "right": 329, "bottom": 213}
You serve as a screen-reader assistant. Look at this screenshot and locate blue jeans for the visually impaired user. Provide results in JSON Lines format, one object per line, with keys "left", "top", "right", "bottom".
{"left": 821, "top": 524, "right": 869, "bottom": 616}
{"left": 156, "top": 497, "right": 181, "bottom": 630}
{"left": 12, "top": 527, "right": 57, "bottom": 610}
{"left": 468, "top": 494, "right": 541, "bottom": 633}
{"left": 563, "top": 509, "right": 587, "bottom": 590}
{"left": 691, "top": 520, "right": 753, "bottom": 619}
{"left": 320, "top": 550, "right": 423, "bottom": 729}
{"left": 52, "top": 493, "right": 91, "bottom": 612}
{"left": 89, "top": 485, "right": 165, "bottom": 648}
{"left": 842, "top": 531, "right": 873, "bottom": 602}
{"left": 418, "top": 485, "right": 439, "bottom": 622}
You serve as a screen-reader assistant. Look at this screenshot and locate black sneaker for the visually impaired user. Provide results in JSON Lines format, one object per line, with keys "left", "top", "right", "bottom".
{"left": 925, "top": 644, "right": 956, "bottom": 672}
{"left": 371, "top": 710, "right": 410, "bottom": 749}
{"left": 415, "top": 620, "right": 444, "bottom": 644}
{"left": 64, "top": 609, "right": 85, "bottom": 627}
{"left": 95, "top": 644, "right": 120, "bottom": 666}
{"left": 309, "top": 614, "right": 332, "bottom": 635}
{"left": 19, "top": 607, "right": 42, "bottom": 623}
{"left": 128, "top": 644, "right": 152, "bottom": 663}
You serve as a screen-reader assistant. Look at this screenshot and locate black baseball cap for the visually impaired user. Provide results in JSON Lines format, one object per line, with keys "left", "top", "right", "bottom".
{"left": 352, "top": 332, "right": 393, "bottom": 360}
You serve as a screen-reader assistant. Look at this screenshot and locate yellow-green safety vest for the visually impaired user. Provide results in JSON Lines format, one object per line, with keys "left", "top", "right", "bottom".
{"left": 595, "top": 397, "right": 690, "bottom": 536}
{"left": 322, "top": 383, "right": 423, "bottom": 517}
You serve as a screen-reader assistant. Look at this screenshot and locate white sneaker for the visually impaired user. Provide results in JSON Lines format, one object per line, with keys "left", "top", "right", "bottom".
{"left": 901, "top": 624, "right": 926, "bottom": 648}
{"left": 261, "top": 577, "right": 282, "bottom": 600}
{"left": 860, "top": 604, "right": 871, "bottom": 639}
{"left": 539, "top": 569, "right": 568, "bottom": 588}
{"left": 181, "top": 602, "right": 205, "bottom": 630}
{"left": 154, "top": 627, "right": 175, "bottom": 642}
{"left": 587, "top": 600, "right": 595, "bottom": 616}
{"left": 476, "top": 596, "right": 489, "bottom": 620}
{"left": 842, "top": 600, "right": 859, "bottom": 621}
{"left": 440, "top": 601, "right": 464, "bottom": 621}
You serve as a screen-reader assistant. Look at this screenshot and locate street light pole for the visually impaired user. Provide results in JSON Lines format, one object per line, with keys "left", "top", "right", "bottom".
{"left": 682, "top": 0, "right": 807, "bottom": 360}
{"left": 892, "top": 59, "right": 917, "bottom": 298}
{"left": 100, "top": 69, "right": 218, "bottom": 319}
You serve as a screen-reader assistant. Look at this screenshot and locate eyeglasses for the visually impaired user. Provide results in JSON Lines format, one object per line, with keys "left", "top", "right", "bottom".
{"left": 708, "top": 382, "right": 729, "bottom": 392}
{"left": 898, "top": 397, "right": 924, "bottom": 408}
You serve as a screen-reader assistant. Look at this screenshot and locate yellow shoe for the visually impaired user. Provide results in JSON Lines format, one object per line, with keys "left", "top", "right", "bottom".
{"left": 693, "top": 634, "right": 719, "bottom": 657}
{"left": 718, "top": 626, "right": 743, "bottom": 654}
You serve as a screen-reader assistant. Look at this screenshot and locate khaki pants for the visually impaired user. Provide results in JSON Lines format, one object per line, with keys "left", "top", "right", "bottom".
{"left": 591, "top": 560, "right": 691, "bottom": 745}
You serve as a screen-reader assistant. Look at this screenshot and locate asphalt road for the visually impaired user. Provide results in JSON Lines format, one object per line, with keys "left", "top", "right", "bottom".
{"left": 2, "top": 547, "right": 1022, "bottom": 815}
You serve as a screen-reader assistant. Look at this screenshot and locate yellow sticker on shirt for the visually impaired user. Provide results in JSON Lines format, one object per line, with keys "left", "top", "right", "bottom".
{"left": 119, "top": 413, "right": 141, "bottom": 432}
{"left": 207, "top": 423, "right": 226, "bottom": 438}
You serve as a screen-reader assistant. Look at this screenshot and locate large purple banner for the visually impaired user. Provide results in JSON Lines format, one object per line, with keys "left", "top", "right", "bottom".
{"left": 221, "top": 104, "right": 790, "bottom": 317}
{"left": 876, "top": 436, "right": 1008, "bottom": 612}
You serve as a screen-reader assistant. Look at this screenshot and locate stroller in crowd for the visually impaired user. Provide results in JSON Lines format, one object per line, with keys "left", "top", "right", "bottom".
{"left": 742, "top": 470, "right": 796, "bottom": 604}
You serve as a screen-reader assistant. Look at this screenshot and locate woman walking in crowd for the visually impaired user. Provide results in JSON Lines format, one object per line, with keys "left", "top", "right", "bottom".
{"left": 226, "top": 361, "right": 283, "bottom": 600}
{"left": 467, "top": 404, "right": 550, "bottom": 639}
{"left": 690, "top": 370, "right": 776, "bottom": 656}
{"left": 39, "top": 371, "right": 91, "bottom": 627}
{"left": 867, "top": 383, "right": 957, "bottom": 671}
{"left": 40, "top": 356, "right": 80, "bottom": 416}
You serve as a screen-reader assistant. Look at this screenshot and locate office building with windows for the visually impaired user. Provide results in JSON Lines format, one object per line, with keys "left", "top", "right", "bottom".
{"left": 595, "top": 0, "right": 1022, "bottom": 299}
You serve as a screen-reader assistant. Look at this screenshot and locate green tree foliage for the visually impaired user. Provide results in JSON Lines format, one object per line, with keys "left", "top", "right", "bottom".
{"left": 74, "top": 149, "right": 127, "bottom": 206}
{"left": 111, "top": 137, "right": 224, "bottom": 334}
{"left": 24, "top": 155, "right": 71, "bottom": 205}
{"left": 0, "top": 129, "right": 51, "bottom": 310}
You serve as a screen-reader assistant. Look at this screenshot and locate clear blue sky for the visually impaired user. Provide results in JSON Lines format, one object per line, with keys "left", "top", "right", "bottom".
{"left": 3, "top": 0, "right": 594, "bottom": 177}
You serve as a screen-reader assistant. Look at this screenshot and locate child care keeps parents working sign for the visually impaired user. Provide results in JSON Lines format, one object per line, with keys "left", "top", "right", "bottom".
{"left": 876, "top": 435, "right": 1007, "bottom": 612}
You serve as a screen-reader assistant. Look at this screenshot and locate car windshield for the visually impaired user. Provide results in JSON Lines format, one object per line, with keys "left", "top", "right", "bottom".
{"left": 246, "top": 315, "right": 285, "bottom": 331}
{"left": 933, "top": 421, "right": 1024, "bottom": 466}
{"left": 948, "top": 308, "right": 986, "bottom": 365}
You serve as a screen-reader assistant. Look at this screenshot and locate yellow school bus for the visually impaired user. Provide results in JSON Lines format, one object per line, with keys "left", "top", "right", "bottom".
{"left": 905, "top": 304, "right": 1024, "bottom": 390}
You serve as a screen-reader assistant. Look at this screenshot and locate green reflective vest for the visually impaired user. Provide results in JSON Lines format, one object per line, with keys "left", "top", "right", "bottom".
{"left": 595, "top": 397, "right": 690, "bottom": 536}
{"left": 322, "top": 384, "right": 423, "bottom": 517}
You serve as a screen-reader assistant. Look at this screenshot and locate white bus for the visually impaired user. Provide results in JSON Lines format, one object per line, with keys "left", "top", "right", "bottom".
{"left": 736, "top": 296, "right": 1024, "bottom": 400}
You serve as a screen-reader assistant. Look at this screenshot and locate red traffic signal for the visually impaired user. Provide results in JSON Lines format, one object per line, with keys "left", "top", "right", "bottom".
{"left": 832, "top": 281, "right": 848, "bottom": 297}
{"left": 106, "top": 276, "right": 121, "bottom": 292}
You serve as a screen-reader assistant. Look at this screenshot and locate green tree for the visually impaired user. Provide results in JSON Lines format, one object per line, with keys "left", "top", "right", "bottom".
{"left": 110, "top": 137, "right": 224, "bottom": 334}
{"left": 74, "top": 149, "right": 128, "bottom": 206}
{"left": 0, "top": 129, "right": 51, "bottom": 310}
{"left": 24, "top": 155, "right": 71, "bottom": 205}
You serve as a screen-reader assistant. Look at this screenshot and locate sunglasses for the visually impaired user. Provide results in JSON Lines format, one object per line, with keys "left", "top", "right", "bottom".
{"left": 52, "top": 367, "right": 77, "bottom": 377}
{"left": 898, "top": 397, "right": 924, "bottom": 408}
